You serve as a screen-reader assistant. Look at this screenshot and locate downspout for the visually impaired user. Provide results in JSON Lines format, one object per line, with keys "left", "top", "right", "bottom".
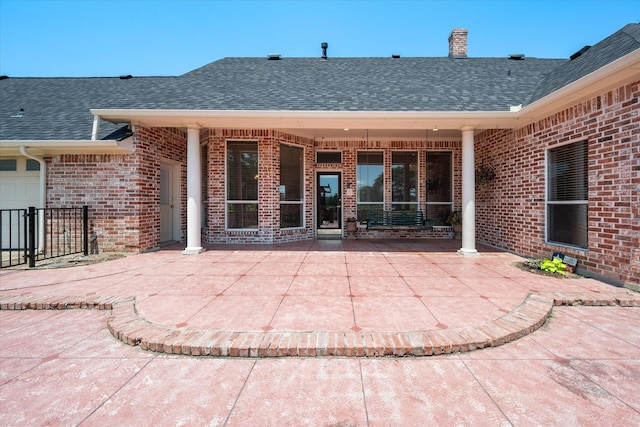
{"left": 19, "top": 146, "right": 46, "bottom": 253}
{"left": 91, "top": 115, "right": 100, "bottom": 140}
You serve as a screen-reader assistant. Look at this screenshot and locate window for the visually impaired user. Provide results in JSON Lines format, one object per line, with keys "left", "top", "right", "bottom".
{"left": 280, "top": 144, "right": 304, "bottom": 228}
{"left": 226, "top": 141, "right": 258, "bottom": 229}
{"left": 26, "top": 159, "right": 41, "bottom": 171}
{"left": 316, "top": 151, "right": 342, "bottom": 164}
{"left": 391, "top": 151, "right": 417, "bottom": 211}
{"left": 357, "top": 152, "right": 384, "bottom": 221}
{"left": 547, "top": 140, "right": 588, "bottom": 248}
{"left": 0, "top": 159, "right": 17, "bottom": 171}
{"left": 425, "top": 152, "right": 452, "bottom": 226}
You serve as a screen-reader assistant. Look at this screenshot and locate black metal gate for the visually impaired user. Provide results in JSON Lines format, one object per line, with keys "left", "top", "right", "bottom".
{"left": 0, "top": 206, "right": 89, "bottom": 268}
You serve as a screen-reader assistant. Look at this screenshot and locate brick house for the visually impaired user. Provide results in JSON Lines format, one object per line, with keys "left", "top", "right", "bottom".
{"left": 1, "top": 25, "right": 638, "bottom": 289}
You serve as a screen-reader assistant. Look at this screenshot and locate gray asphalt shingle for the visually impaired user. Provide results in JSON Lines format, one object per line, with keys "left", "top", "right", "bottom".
{"left": 1, "top": 23, "right": 637, "bottom": 141}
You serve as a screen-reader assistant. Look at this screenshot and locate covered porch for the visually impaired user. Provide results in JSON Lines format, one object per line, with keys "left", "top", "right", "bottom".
{"left": 93, "top": 109, "right": 522, "bottom": 255}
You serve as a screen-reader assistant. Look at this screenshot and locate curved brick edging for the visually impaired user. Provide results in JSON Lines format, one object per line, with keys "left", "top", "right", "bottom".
{"left": 2, "top": 292, "right": 639, "bottom": 357}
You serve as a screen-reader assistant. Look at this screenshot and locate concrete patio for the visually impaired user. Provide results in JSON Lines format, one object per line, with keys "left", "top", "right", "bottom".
{"left": 1, "top": 239, "right": 639, "bottom": 425}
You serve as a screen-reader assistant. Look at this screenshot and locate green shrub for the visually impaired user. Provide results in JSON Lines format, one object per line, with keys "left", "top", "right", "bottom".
{"left": 540, "top": 257, "right": 567, "bottom": 275}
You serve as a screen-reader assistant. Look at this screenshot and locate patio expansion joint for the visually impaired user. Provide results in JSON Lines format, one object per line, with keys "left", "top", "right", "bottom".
{"left": 1, "top": 291, "right": 638, "bottom": 358}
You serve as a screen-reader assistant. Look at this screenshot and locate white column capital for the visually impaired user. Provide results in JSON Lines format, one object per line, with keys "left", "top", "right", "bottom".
{"left": 460, "top": 125, "right": 475, "bottom": 134}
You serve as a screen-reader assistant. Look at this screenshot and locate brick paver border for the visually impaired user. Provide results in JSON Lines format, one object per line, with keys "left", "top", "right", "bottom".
{"left": 2, "top": 292, "right": 638, "bottom": 357}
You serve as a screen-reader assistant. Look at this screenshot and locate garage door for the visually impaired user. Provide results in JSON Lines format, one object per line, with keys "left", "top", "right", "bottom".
{"left": 0, "top": 158, "right": 40, "bottom": 248}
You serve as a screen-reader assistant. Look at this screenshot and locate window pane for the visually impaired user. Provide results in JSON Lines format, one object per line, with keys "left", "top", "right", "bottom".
{"left": 357, "top": 152, "right": 383, "bottom": 203}
{"left": 547, "top": 140, "right": 588, "bottom": 248}
{"left": 227, "top": 203, "right": 258, "bottom": 228}
{"left": 548, "top": 141, "right": 588, "bottom": 201}
{"left": 0, "top": 159, "right": 17, "bottom": 171}
{"left": 426, "top": 152, "right": 452, "bottom": 203}
{"left": 280, "top": 144, "right": 304, "bottom": 228}
{"left": 316, "top": 151, "right": 342, "bottom": 164}
{"left": 548, "top": 204, "right": 588, "bottom": 248}
{"left": 227, "top": 142, "right": 258, "bottom": 201}
{"left": 392, "top": 152, "right": 417, "bottom": 203}
{"left": 26, "top": 159, "right": 41, "bottom": 171}
{"left": 357, "top": 204, "right": 383, "bottom": 222}
{"left": 426, "top": 204, "right": 453, "bottom": 226}
{"left": 280, "top": 204, "right": 303, "bottom": 228}
{"left": 280, "top": 145, "right": 303, "bottom": 201}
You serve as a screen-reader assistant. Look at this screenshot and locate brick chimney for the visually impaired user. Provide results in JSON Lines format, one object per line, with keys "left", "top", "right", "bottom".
{"left": 448, "top": 28, "right": 468, "bottom": 58}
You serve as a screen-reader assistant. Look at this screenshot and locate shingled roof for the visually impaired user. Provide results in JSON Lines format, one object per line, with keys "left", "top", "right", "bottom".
{"left": 1, "top": 23, "right": 638, "bottom": 140}
{"left": 528, "top": 23, "right": 640, "bottom": 103}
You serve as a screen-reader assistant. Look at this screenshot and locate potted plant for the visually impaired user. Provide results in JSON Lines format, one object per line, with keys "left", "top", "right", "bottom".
{"left": 446, "top": 210, "right": 462, "bottom": 239}
{"left": 475, "top": 163, "right": 497, "bottom": 187}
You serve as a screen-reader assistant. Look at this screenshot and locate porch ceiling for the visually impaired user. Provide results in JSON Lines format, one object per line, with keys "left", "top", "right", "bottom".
{"left": 91, "top": 109, "right": 519, "bottom": 139}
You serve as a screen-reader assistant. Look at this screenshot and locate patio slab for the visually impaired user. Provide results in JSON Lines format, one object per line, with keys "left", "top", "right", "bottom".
{"left": 1, "top": 239, "right": 638, "bottom": 358}
{"left": 1, "top": 239, "right": 640, "bottom": 426}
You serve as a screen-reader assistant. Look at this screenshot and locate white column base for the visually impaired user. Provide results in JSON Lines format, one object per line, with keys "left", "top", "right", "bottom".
{"left": 182, "top": 246, "right": 205, "bottom": 255}
{"left": 457, "top": 248, "right": 479, "bottom": 256}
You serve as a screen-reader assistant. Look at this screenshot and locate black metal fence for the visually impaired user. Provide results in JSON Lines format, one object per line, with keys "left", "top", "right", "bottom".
{"left": 0, "top": 206, "right": 89, "bottom": 268}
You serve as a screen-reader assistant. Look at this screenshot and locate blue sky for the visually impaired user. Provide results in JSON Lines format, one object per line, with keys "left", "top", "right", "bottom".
{"left": 1, "top": 0, "right": 637, "bottom": 77}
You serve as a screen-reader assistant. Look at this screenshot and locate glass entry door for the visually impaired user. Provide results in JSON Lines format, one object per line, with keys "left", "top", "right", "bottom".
{"left": 317, "top": 173, "right": 341, "bottom": 235}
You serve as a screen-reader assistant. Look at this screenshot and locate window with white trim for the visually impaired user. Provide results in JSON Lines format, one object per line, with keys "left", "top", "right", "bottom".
{"left": 425, "top": 152, "right": 453, "bottom": 226}
{"left": 226, "top": 141, "right": 258, "bottom": 229}
{"left": 546, "top": 140, "right": 588, "bottom": 248}
{"left": 280, "top": 144, "right": 304, "bottom": 228}
{"left": 356, "top": 151, "right": 384, "bottom": 221}
{"left": 391, "top": 151, "right": 417, "bottom": 211}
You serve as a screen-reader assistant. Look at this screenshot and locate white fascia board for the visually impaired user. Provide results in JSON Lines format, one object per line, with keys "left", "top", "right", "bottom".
{"left": 0, "top": 139, "right": 134, "bottom": 156}
{"left": 91, "top": 108, "right": 521, "bottom": 131}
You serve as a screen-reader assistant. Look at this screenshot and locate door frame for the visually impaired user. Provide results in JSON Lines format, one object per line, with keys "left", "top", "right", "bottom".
{"left": 316, "top": 171, "right": 342, "bottom": 237}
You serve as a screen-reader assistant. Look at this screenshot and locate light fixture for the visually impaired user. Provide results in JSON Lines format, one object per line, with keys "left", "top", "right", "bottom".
{"left": 433, "top": 126, "right": 439, "bottom": 131}
{"left": 344, "top": 128, "right": 349, "bottom": 131}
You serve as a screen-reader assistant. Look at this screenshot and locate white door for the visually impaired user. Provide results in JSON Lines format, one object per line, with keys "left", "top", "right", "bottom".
{"left": 0, "top": 158, "right": 40, "bottom": 248}
{"left": 159, "top": 164, "right": 174, "bottom": 243}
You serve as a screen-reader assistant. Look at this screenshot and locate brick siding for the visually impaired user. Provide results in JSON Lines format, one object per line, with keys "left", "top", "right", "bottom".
{"left": 475, "top": 81, "right": 639, "bottom": 287}
{"left": 45, "top": 127, "right": 187, "bottom": 253}
{"left": 41, "top": 81, "right": 637, "bottom": 288}
{"left": 201, "top": 131, "right": 461, "bottom": 244}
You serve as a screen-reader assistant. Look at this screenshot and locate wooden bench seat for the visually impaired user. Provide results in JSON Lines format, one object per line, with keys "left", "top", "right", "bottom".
{"left": 366, "top": 210, "right": 433, "bottom": 230}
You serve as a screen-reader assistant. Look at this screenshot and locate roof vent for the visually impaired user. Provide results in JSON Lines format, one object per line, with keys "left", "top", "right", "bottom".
{"left": 321, "top": 42, "right": 328, "bottom": 59}
{"left": 508, "top": 53, "right": 525, "bottom": 60}
{"left": 391, "top": 54, "right": 400, "bottom": 58}
{"left": 570, "top": 45, "right": 591, "bottom": 60}
{"left": 119, "top": 74, "right": 133, "bottom": 80}
{"left": 267, "top": 53, "right": 281, "bottom": 60}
